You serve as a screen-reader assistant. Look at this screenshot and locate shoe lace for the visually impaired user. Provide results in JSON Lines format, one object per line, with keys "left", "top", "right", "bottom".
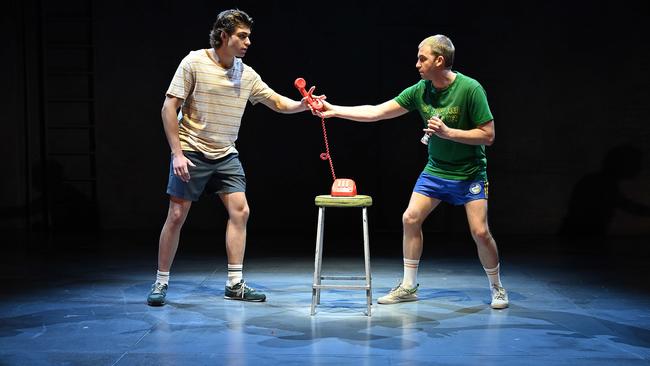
{"left": 390, "top": 282, "right": 413, "bottom": 296}
{"left": 389, "top": 282, "right": 403, "bottom": 294}
{"left": 492, "top": 286, "right": 506, "bottom": 300}
{"left": 153, "top": 282, "right": 166, "bottom": 294}
{"left": 236, "top": 280, "right": 256, "bottom": 298}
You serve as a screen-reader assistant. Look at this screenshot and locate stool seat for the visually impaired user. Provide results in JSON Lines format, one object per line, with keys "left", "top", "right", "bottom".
{"left": 312, "top": 194, "right": 373, "bottom": 316}
{"left": 314, "top": 195, "right": 373, "bottom": 207}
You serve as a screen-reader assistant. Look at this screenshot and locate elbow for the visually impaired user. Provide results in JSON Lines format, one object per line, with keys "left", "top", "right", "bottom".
{"left": 271, "top": 97, "right": 293, "bottom": 113}
{"left": 371, "top": 114, "right": 384, "bottom": 122}
{"left": 275, "top": 101, "right": 287, "bottom": 113}
{"left": 368, "top": 107, "right": 385, "bottom": 122}
{"left": 485, "top": 133, "right": 495, "bottom": 146}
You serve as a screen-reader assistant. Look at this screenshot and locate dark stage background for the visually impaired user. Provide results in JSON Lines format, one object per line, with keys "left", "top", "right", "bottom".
{"left": 2, "top": 0, "right": 649, "bottom": 257}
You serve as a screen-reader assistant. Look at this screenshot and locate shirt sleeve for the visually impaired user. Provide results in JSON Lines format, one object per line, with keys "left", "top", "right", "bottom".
{"left": 248, "top": 70, "right": 275, "bottom": 105}
{"left": 468, "top": 84, "right": 494, "bottom": 126}
{"left": 166, "top": 54, "right": 195, "bottom": 100}
{"left": 393, "top": 82, "right": 422, "bottom": 111}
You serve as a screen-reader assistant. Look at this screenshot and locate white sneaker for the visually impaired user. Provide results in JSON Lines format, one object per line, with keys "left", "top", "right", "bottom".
{"left": 377, "top": 282, "right": 419, "bottom": 304}
{"left": 490, "top": 285, "right": 509, "bottom": 309}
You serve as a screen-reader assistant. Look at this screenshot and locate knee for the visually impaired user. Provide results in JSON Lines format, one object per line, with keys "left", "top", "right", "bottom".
{"left": 230, "top": 203, "right": 250, "bottom": 223}
{"left": 167, "top": 205, "right": 189, "bottom": 227}
{"left": 471, "top": 226, "right": 493, "bottom": 244}
{"left": 402, "top": 209, "right": 423, "bottom": 228}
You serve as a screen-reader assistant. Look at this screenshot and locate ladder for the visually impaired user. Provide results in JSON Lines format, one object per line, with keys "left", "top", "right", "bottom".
{"left": 37, "top": 0, "right": 98, "bottom": 230}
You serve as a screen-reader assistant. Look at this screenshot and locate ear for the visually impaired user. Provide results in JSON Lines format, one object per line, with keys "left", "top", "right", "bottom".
{"left": 434, "top": 55, "right": 444, "bottom": 67}
{"left": 220, "top": 30, "right": 228, "bottom": 42}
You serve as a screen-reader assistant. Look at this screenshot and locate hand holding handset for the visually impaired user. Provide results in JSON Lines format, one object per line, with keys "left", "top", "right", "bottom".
{"left": 294, "top": 77, "right": 356, "bottom": 197}
{"left": 294, "top": 78, "right": 323, "bottom": 112}
{"left": 421, "top": 114, "right": 441, "bottom": 145}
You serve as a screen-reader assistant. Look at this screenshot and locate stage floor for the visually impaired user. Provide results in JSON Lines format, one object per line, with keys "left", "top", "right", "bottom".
{"left": 1, "top": 233, "right": 650, "bottom": 365}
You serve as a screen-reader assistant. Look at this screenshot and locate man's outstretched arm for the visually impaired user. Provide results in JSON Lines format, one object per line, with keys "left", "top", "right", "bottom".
{"left": 260, "top": 92, "right": 309, "bottom": 114}
{"left": 314, "top": 99, "right": 408, "bottom": 122}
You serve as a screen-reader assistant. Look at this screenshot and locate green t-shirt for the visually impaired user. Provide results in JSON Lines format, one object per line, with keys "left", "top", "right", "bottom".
{"left": 394, "top": 72, "right": 493, "bottom": 181}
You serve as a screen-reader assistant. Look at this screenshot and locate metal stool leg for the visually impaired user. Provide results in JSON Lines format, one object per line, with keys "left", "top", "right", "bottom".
{"left": 362, "top": 207, "right": 372, "bottom": 316}
{"left": 311, "top": 198, "right": 372, "bottom": 317}
{"left": 316, "top": 207, "right": 325, "bottom": 305}
{"left": 311, "top": 206, "right": 325, "bottom": 316}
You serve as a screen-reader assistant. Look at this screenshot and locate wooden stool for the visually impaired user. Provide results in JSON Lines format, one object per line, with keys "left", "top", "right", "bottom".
{"left": 312, "top": 194, "right": 373, "bottom": 316}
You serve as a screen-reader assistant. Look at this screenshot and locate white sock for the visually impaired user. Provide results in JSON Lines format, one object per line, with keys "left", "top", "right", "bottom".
{"left": 484, "top": 263, "right": 502, "bottom": 288}
{"left": 156, "top": 270, "right": 170, "bottom": 286}
{"left": 402, "top": 258, "right": 420, "bottom": 289}
{"left": 227, "top": 264, "right": 243, "bottom": 287}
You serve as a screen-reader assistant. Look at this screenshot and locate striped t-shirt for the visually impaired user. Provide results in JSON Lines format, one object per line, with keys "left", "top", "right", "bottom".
{"left": 166, "top": 49, "right": 275, "bottom": 159}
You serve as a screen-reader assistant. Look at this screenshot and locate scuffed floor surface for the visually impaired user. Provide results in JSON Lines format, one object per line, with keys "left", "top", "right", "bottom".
{"left": 1, "top": 238, "right": 649, "bottom": 365}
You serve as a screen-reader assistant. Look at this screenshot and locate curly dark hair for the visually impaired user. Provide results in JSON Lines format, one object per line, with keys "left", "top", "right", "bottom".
{"left": 209, "top": 9, "right": 253, "bottom": 49}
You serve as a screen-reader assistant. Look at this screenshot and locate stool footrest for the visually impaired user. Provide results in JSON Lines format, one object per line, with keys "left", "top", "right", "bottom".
{"left": 313, "top": 284, "right": 370, "bottom": 290}
{"left": 321, "top": 275, "right": 368, "bottom": 280}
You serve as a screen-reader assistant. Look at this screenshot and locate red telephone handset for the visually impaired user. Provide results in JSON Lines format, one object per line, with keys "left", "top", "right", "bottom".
{"left": 294, "top": 78, "right": 324, "bottom": 111}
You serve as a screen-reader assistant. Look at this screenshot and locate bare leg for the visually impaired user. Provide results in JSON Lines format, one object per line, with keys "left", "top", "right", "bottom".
{"left": 158, "top": 197, "right": 192, "bottom": 272}
{"left": 402, "top": 192, "right": 440, "bottom": 260}
{"left": 219, "top": 191, "right": 266, "bottom": 301}
{"left": 465, "top": 199, "right": 508, "bottom": 308}
{"left": 464, "top": 199, "right": 499, "bottom": 269}
{"left": 378, "top": 192, "right": 441, "bottom": 303}
{"left": 219, "top": 192, "right": 250, "bottom": 265}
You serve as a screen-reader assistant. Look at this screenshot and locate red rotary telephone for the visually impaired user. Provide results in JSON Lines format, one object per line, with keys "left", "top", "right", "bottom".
{"left": 294, "top": 77, "right": 357, "bottom": 197}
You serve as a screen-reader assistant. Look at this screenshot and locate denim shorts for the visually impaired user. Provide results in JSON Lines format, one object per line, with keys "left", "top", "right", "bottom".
{"left": 413, "top": 171, "right": 488, "bottom": 206}
{"left": 166, "top": 151, "right": 246, "bottom": 201}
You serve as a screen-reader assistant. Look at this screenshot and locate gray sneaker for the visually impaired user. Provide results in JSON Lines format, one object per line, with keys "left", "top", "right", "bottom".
{"left": 377, "top": 282, "right": 419, "bottom": 304}
{"left": 490, "top": 285, "right": 509, "bottom": 309}
{"left": 147, "top": 282, "right": 168, "bottom": 306}
{"left": 224, "top": 280, "right": 266, "bottom": 302}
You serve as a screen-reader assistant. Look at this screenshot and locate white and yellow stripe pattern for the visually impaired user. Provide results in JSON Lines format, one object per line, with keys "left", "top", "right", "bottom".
{"left": 166, "top": 49, "right": 275, "bottom": 159}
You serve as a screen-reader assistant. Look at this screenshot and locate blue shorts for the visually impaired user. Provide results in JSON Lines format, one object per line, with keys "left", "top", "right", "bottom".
{"left": 166, "top": 152, "right": 246, "bottom": 201}
{"left": 413, "top": 172, "right": 488, "bottom": 206}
